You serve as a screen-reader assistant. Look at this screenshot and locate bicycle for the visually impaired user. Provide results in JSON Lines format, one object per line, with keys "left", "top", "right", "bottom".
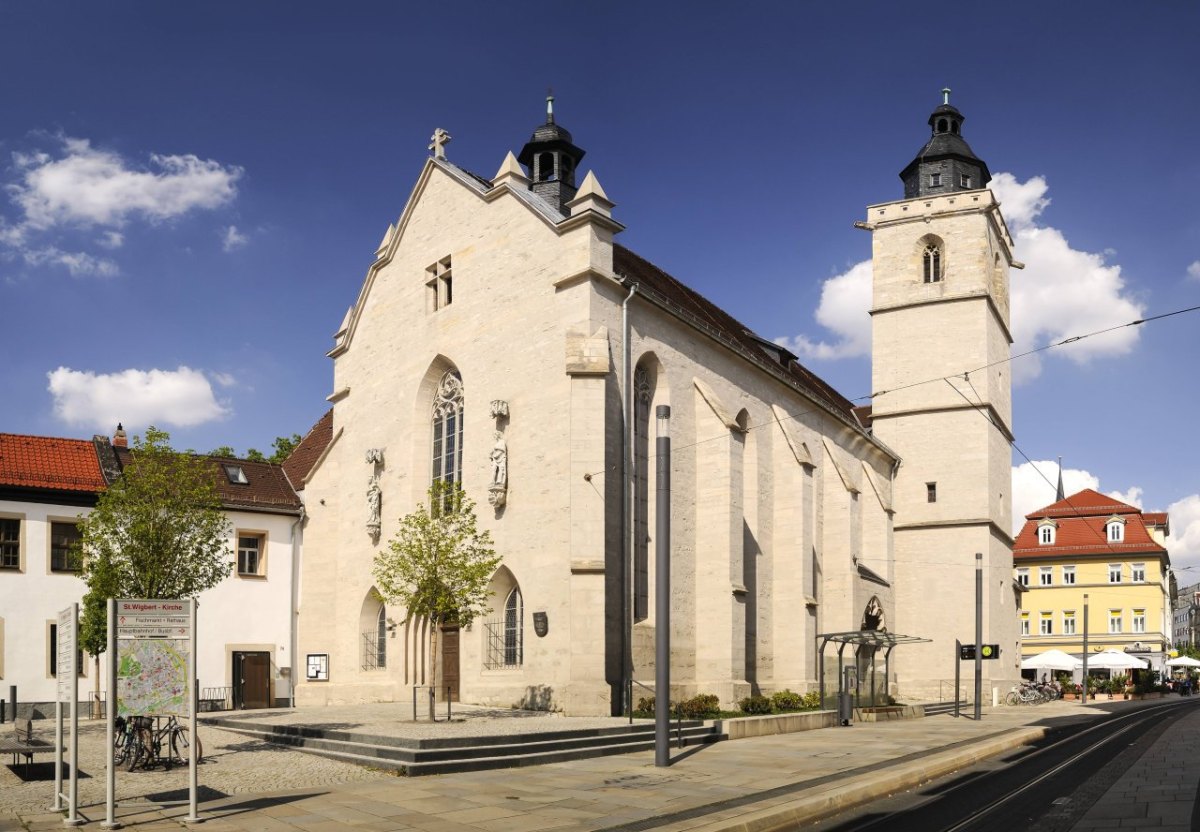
{"left": 118, "top": 715, "right": 203, "bottom": 771}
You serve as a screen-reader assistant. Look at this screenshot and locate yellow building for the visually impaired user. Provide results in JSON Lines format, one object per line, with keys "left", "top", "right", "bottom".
{"left": 1014, "top": 489, "right": 1171, "bottom": 673}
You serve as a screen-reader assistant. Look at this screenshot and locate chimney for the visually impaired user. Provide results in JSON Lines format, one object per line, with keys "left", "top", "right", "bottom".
{"left": 113, "top": 422, "right": 128, "bottom": 448}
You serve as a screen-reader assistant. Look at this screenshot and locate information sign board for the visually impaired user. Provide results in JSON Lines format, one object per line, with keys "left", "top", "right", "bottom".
{"left": 116, "top": 599, "right": 191, "bottom": 717}
{"left": 56, "top": 605, "right": 76, "bottom": 703}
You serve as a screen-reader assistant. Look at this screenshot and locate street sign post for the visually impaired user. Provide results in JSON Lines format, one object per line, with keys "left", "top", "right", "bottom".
{"left": 53, "top": 603, "right": 81, "bottom": 825}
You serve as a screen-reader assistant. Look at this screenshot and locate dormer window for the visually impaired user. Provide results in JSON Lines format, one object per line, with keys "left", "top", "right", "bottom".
{"left": 960, "top": 173, "right": 972, "bottom": 188}
{"left": 1037, "top": 519, "right": 1057, "bottom": 545}
{"left": 223, "top": 464, "right": 248, "bottom": 485}
{"left": 929, "top": 172, "right": 942, "bottom": 187}
{"left": 1106, "top": 516, "right": 1126, "bottom": 543}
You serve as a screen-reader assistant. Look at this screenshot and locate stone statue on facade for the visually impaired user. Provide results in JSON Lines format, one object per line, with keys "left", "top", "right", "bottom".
{"left": 366, "top": 478, "right": 382, "bottom": 541}
{"left": 488, "top": 431, "right": 508, "bottom": 508}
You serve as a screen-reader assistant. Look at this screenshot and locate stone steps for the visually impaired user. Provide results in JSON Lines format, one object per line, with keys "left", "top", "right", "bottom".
{"left": 202, "top": 716, "right": 725, "bottom": 776}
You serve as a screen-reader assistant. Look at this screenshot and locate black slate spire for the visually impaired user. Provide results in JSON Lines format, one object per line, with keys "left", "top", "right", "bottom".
{"left": 900, "top": 89, "right": 991, "bottom": 199}
{"left": 517, "top": 93, "right": 586, "bottom": 215}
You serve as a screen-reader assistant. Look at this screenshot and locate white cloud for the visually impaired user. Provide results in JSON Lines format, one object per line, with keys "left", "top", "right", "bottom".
{"left": 778, "top": 174, "right": 1146, "bottom": 385}
{"left": 990, "top": 173, "right": 1146, "bottom": 382}
{"left": 46, "top": 366, "right": 230, "bottom": 429}
{"left": 97, "top": 230, "right": 124, "bottom": 249}
{"left": 22, "top": 246, "right": 118, "bottom": 277}
{"left": 775, "top": 260, "right": 872, "bottom": 359}
{"left": 11, "top": 138, "right": 242, "bottom": 230}
{"left": 1168, "top": 495, "right": 1200, "bottom": 577}
{"left": 210, "top": 371, "right": 237, "bottom": 388}
{"left": 221, "top": 225, "right": 248, "bottom": 252}
{"left": 1107, "top": 486, "right": 1143, "bottom": 509}
{"left": 1188, "top": 261, "right": 1200, "bottom": 282}
{"left": 1011, "top": 460, "right": 1100, "bottom": 532}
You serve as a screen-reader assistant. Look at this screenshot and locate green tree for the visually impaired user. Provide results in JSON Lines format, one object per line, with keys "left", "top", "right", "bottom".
{"left": 78, "top": 427, "right": 234, "bottom": 705}
{"left": 208, "top": 445, "right": 237, "bottom": 458}
{"left": 245, "top": 448, "right": 267, "bottom": 462}
{"left": 373, "top": 481, "right": 499, "bottom": 717}
{"left": 269, "top": 433, "right": 303, "bottom": 464}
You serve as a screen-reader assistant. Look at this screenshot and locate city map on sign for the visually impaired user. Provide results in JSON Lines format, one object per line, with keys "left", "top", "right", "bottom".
{"left": 116, "top": 639, "right": 189, "bottom": 717}
{"left": 115, "top": 600, "right": 192, "bottom": 717}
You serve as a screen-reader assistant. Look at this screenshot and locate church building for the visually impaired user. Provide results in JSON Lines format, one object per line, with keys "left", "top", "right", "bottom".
{"left": 291, "top": 92, "right": 1022, "bottom": 715}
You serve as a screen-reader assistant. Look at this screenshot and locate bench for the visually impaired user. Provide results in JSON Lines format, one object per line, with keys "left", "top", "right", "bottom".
{"left": 0, "top": 718, "right": 56, "bottom": 775}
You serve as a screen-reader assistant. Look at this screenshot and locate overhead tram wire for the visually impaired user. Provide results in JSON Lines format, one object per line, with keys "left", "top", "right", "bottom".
{"left": 643, "top": 300, "right": 1200, "bottom": 462}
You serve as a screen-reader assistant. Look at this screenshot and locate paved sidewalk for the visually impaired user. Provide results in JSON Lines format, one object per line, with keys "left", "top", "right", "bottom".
{"left": 0, "top": 699, "right": 1136, "bottom": 831}
{"left": 1068, "top": 702, "right": 1200, "bottom": 831}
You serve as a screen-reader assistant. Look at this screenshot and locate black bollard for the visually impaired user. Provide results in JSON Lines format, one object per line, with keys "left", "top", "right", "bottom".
{"left": 8, "top": 686, "right": 14, "bottom": 721}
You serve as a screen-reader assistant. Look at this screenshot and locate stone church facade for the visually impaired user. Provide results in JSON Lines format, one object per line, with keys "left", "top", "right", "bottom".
{"left": 292, "top": 93, "right": 1021, "bottom": 715}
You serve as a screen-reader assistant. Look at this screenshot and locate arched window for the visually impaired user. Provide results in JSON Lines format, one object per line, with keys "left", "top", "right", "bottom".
{"left": 1107, "top": 518, "right": 1125, "bottom": 543}
{"left": 923, "top": 244, "right": 942, "bottom": 283}
{"left": 432, "top": 370, "right": 464, "bottom": 491}
{"left": 937, "top": 118, "right": 948, "bottom": 133}
{"left": 504, "top": 587, "right": 523, "bottom": 666}
{"left": 633, "top": 364, "right": 652, "bottom": 622}
{"left": 537, "top": 152, "right": 557, "bottom": 182}
{"left": 376, "top": 606, "right": 388, "bottom": 669}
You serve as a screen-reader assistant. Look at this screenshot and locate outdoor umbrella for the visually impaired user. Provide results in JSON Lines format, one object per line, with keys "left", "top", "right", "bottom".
{"left": 1021, "top": 649, "right": 1083, "bottom": 671}
{"left": 1086, "top": 649, "right": 1149, "bottom": 670}
{"left": 1165, "top": 656, "right": 1200, "bottom": 668}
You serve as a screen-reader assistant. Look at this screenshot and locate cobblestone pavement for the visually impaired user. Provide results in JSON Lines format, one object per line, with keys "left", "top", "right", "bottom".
{"left": 0, "top": 719, "right": 390, "bottom": 821}
{"left": 1068, "top": 702, "right": 1200, "bottom": 831}
{"left": 0, "top": 699, "right": 1173, "bottom": 831}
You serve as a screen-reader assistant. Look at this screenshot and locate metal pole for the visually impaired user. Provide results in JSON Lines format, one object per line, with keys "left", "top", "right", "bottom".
{"left": 654, "top": 405, "right": 671, "bottom": 767}
{"left": 974, "top": 552, "right": 982, "bottom": 721}
{"left": 67, "top": 602, "right": 80, "bottom": 825}
{"left": 955, "top": 639, "right": 961, "bottom": 718}
{"left": 185, "top": 598, "right": 200, "bottom": 823}
{"left": 103, "top": 599, "right": 117, "bottom": 829}
{"left": 621, "top": 283, "right": 637, "bottom": 720}
{"left": 1082, "top": 594, "right": 1090, "bottom": 705}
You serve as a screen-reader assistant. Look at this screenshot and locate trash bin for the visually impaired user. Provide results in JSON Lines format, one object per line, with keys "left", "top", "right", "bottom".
{"left": 838, "top": 690, "right": 853, "bottom": 726}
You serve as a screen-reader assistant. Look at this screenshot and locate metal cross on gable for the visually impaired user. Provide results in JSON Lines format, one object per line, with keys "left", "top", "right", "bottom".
{"left": 429, "top": 127, "right": 452, "bottom": 160}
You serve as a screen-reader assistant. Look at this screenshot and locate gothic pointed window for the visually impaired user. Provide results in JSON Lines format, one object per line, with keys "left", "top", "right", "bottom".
{"left": 432, "top": 370, "right": 465, "bottom": 493}
{"left": 504, "top": 587, "right": 523, "bottom": 666}
{"left": 376, "top": 606, "right": 388, "bottom": 669}
{"left": 923, "top": 244, "right": 942, "bottom": 283}
{"left": 633, "top": 364, "right": 652, "bottom": 622}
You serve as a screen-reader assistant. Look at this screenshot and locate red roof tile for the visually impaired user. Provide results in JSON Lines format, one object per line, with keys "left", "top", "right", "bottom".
{"left": 1014, "top": 489, "right": 1167, "bottom": 560}
{"left": 0, "top": 433, "right": 107, "bottom": 493}
{"left": 282, "top": 410, "right": 333, "bottom": 491}
{"left": 114, "top": 447, "right": 301, "bottom": 514}
{"left": 1023, "top": 488, "right": 1139, "bottom": 520}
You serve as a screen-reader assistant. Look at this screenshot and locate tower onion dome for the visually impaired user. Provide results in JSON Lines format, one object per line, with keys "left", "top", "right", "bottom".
{"left": 517, "top": 93, "right": 586, "bottom": 214}
{"left": 900, "top": 89, "right": 991, "bottom": 199}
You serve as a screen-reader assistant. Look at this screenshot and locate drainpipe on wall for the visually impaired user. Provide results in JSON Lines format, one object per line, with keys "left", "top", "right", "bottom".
{"left": 621, "top": 279, "right": 638, "bottom": 719}
{"left": 288, "top": 505, "right": 306, "bottom": 708}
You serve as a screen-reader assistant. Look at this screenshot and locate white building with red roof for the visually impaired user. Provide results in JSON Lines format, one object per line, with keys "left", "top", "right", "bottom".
{"left": 0, "top": 428, "right": 302, "bottom": 717}
{"left": 1013, "top": 488, "right": 1172, "bottom": 672}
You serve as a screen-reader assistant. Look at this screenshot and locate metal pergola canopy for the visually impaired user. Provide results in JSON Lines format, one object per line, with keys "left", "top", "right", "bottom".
{"left": 817, "top": 630, "right": 933, "bottom": 705}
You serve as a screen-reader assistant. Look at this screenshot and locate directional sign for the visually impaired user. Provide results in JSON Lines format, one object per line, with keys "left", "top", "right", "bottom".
{"left": 960, "top": 644, "right": 1001, "bottom": 661}
{"left": 56, "top": 606, "right": 76, "bottom": 703}
{"left": 116, "top": 600, "right": 190, "bottom": 639}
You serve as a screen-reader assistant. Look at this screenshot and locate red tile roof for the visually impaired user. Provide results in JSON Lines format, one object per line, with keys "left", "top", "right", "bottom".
{"left": 114, "top": 447, "right": 302, "bottom": 514}
{"left": 1022, "top": 488, "right": 1139, "bottom": 520}
{"left": 282, "top": 410, "right": 333, "bottom": 491}
{"left": 1014, "top": 489, "right": 1167, "bottom": 560}
{"left": 0, "top": 433, "right": 107, "bottom": 493}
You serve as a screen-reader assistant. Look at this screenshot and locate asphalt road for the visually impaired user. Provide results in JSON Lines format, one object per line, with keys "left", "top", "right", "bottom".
{"left": 803, "top": 698, "right": 1200, "bottom": 832}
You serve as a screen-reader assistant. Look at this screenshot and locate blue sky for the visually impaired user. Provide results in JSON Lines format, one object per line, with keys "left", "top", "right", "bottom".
{"left": 2, "top": 3, "right": 1198, "bottom": 566}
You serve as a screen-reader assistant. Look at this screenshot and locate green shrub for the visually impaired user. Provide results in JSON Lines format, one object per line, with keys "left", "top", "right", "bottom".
{"left": 771, "top": 689, "right": 805, "bottom": 710}
{"left": 636, "top": 696, "right": 655, "bottom": 714}
{"left": 803, "top": 691, "right": 823, "bottom": 709}
{"left": 739, "top": 695, "right": 773, "bottom": 715}
{"left": 679, "top": 693, "right": 720, "bottom": 719}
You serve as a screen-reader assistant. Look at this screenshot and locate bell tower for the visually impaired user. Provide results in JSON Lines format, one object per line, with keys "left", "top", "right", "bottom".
{"left": 867, "top": 90, "right": 1022, "bottom": 701}
{"left": 518, "top": 93, "right": 586, "bottom": 215}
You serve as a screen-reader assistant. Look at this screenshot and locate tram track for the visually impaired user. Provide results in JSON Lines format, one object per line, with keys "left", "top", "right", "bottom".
{"left": 807, "top": 699, "right": 1197, "bottom": 832}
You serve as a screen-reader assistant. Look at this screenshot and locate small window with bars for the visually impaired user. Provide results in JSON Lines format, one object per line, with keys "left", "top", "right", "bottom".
{"left": 50, "top": 522, "right": 82, "bottom": 572}
{"left": 0, "top": 518, "right": 20, "bottom": 569}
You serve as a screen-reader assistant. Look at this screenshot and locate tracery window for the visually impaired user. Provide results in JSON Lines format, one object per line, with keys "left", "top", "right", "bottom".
{"left": 923, "top": 244, "right": 942, "bottom": 283}
{"left": 431, "top": 370, "right": 464, "bottom": 495}
{"left": 376, "top": 606, "right": 388, "bottom": 669}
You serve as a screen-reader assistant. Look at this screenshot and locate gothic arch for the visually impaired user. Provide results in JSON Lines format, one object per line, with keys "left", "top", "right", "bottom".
{"left": 915, "top": 234, "right": 945, "bottom": 284}
{"left": 410, "top": 355, "right": 465, "bottom": 505}
{"left": 633, "top": 353, "right": 666, "bottom": 623}
{"left": 358, "top": 588, "right": 388, "bottom": 671}
{"left": 486, "top": 566, "right": 524, "bottom": 668}
{"left": 861, "top": 595, "right": 885, "bottom": 631}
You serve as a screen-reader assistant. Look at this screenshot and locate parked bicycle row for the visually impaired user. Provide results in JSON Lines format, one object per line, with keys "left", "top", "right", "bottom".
{"left": 1005, "top": 680, "right": 1063, "bottom": 705}
{"left": 113, "top": 715, "right": 203, "bottom": 772}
